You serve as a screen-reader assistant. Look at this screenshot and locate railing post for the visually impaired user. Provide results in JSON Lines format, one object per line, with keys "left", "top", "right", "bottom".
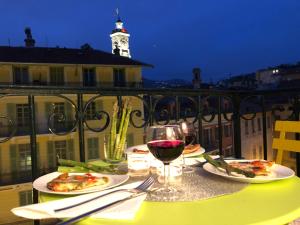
{"left": 77, "top": 93, "right": 85, "bottom": 162}
{"left": 217, "top": 96, "right": 223, "bottom": 156}
{"left": 175, "top": 96, "right": 180, "bottom": 122}
{"left": 232, "top": 94, "right": 242, "bottom": 158}
{"left": 197, "top": 95, "right": 203, "bottom": 146}
{"left": 149, "top": 95, "right": 154, "bottom": 126}
{"left": 293, "top": 96, "right": 300, "bottom": 176}
{"left": 28, "top": 95, "right": 40, "bottom": 225}
{"left": 261, "top": 95, "right": 268, "bottom": 160}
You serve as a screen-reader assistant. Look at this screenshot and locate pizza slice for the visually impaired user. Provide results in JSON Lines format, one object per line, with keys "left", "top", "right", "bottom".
{"left": 47, "top": 173, "right": 110, "bottom": 192}
{"left": 228, "top": 160, "right": 274, "bottom": 176}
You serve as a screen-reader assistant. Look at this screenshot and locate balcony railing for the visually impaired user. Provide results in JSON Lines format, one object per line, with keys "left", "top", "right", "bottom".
{"left": 0, "top": 84, "right": 300, "bottom": 212}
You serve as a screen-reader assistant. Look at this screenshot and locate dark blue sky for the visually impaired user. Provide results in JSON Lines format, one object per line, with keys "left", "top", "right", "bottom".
{"left": 0, "top": 0, "right": 300, "bottom": 82}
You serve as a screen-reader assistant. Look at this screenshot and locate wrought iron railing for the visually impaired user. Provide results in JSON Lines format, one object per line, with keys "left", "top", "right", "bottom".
{"left": 0, "top": 84, "right": 299, "bottom": 220}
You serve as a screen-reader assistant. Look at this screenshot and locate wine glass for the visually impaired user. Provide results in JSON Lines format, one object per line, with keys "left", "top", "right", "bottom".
{"left": 147, "top": 125, "right": 184, "bottom": 200}
{"left": 180, "top": 121, "right": 197, "bottom": 173}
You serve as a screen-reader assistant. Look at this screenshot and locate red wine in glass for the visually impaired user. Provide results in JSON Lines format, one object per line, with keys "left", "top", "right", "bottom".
{"left": 184, "top": 134, "right": 196, "bottom": 146}
{"left": 147, "top": 140, "right": 185, "bottom": 164}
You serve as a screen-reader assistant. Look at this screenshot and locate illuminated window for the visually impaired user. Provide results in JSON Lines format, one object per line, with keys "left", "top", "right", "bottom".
{"left": 18, "top": 144, "right": 31, "bottom": 171}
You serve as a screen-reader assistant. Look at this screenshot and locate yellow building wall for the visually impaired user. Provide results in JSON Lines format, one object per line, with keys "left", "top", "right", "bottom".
{"left": 0, "top": 183, "right": 32, "bottom": 224}
{"left": 0, "top": 62, "right": 144, "bottom": 224}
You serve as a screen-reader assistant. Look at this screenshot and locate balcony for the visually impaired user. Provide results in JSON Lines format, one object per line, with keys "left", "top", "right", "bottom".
{"left": 0, "top": 84, "right": 299, "bottom": 224}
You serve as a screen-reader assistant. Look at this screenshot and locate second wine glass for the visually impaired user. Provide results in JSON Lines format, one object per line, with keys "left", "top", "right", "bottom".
{"left": 180, "top": 121, "right": 197, "bottom": 173}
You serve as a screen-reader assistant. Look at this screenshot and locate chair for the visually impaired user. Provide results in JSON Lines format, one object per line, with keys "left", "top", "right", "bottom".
{"left": 272, "top": 120, "right": 300, "bottom": 164}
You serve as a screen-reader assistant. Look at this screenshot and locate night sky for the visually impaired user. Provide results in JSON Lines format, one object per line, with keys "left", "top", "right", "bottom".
{"left": 0, "top": 0, "right": 300, "bottom": 82}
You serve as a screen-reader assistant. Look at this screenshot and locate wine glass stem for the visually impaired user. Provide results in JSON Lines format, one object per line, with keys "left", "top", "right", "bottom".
{"left": 164, "top": 163, "right": 169, "bottom": 189}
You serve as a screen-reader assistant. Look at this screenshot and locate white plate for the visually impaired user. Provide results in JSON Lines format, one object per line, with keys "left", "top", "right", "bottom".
{"left": 33, "top": 172, "right": 129, "bottom": 195}
{"left": 203, "top": 160, "right": 295, "bottom": 183}
{"left": 126, "top": 144, "right": 205, "bottom": 157}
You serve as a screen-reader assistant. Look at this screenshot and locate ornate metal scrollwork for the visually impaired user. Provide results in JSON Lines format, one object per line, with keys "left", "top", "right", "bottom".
{"left": 0, "top": 95, "right": 17, "bottom": 143}
{"left": 239, "top": 95, "right": 261, "bottom": 121}
{"left": 201, "top": 96, "right": 217, "bottom": 123}
{"left": 47, "top": 95, "right": 78, "bottom": 135}
{"left": 0, "top": 114, "right": 16, "bottom": 143}
{"left": 128, "top": 95, "right": 150, "bottom": 128}
{"left": 153, "top": 96, "right": 174, "bottom": 125}
{"left": 221, "top": 96, "right": 234, "bottom": 122}
{"left": 83, "top": 95, "right": 111, "bottom": 132}
{"left": 178, "top": 96, "right": 198, "bottom": 124}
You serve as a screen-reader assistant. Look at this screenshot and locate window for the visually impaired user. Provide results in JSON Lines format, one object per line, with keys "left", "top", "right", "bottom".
{"left": 53, "top": 103, "right": 65, "bottom": 129}
{"left": 214, "top": 126, "right": 219, "bottom": 142}
{"left": 83, "top": 68, "right": 96, "bottom": 86}
{"left": 13, "top": 67, "right": 29, "bottom": 84}
{"left": 18, "top": 144, "right": 31, "bottom": 171}
{"left": 85, "top": 102, "right": 96, "bottom": 120}
{"left": 259, "top": 146, "right": 263, "bottom": 159}
{"left": 19, "top": 190, "right": 32, "bottom": 206}
{"left": 87, "top": 138, "right": 99, "bottom": 160}
{"left": 251, "top": 119, "right": 255, "bottom": 134}
{"left": 290, "top": 152, "right": 297, "bottom": 159}
{"left": 113, "top": 68, "right": 126, "bottom": 87}
{"left": 48, "top": 140, "right": 74, "bottom": 168}
{"left": 16, "top": 104, "right": 29, "bottom": 127}
{"left": 55, "top": 140, "right": 67, "bottom": 159}
{"left": 50, "top": 67, "right": 64, "bottom": 85}
{"left": 257, "top": 118, "right": 261, "bottom": 132}
{"left": 203, "top": 128, "right": 213, "bottom": 146}
{"left": 223, "top": 125, "right": 228, "bottom": 137}
{"left": 245, "top": 120, "right": 249, "bottom": 135}
{"left": 228, "top": 124, "right": 232, "bottom": 137}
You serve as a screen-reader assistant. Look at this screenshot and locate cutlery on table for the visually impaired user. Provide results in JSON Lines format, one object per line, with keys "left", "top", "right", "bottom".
{"left": 55, "top": 176, "right": 154, "bottom": 225}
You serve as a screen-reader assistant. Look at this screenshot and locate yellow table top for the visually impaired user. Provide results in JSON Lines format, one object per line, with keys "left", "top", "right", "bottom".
{"left": 39, "top": 176, "right": 300, "bottom": 225}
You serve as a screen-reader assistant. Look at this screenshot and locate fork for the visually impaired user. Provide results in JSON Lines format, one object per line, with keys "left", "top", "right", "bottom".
{"left": 56, "top": 176, "right": 154, "bottom": 225}
{"left": 54, "top": 176, "right": 155, "bottom": 213}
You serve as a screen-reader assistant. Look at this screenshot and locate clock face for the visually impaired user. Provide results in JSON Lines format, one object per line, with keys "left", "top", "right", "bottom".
{"left": 120, "top": 38, "right": 128, "bottom": 45}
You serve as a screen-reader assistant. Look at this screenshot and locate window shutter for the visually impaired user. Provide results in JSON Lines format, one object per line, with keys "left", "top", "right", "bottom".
{"left": 45, "top": 102, "right": 52, "bottom": 124}
{"left": 10, "top": 144, "right": 18, "bottom": 179}
{"left": 67, "top": 139, "right": 75, "bottom": 160}
{"left": 65, "top": 102, "right": 72, "bottom": 127}
{"left": 0, "top": 146, "right": 2, "bottom": 177}
{"left": 7, "top": 103, "right": 16, "bottom": 121}
{"left": 127, "top": 133, "right": 134, "bottom": 147}
{"left": 93, "top": 138, "right": 100, "bottom": 160}
{"left": 19, "top": 191, "right": 26, "bottom": 206}
{"left": 36, "top": 143, "right": 40, "bottom": 173}
{"left": 47, "top": 141, "right": 55, "bottom": 169}
{"left": 87, "top": 138, "right": 93, "bottom": 159}
{"left": 96, "top": 100, "right": 103, "bottom": 112}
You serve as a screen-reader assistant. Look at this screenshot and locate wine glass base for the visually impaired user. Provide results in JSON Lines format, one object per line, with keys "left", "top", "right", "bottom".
{"left": 149, "top": 186, "right": 183, "bottom": 201}
{"left": 182, "top": 166, "right": 195, "bottom": 173}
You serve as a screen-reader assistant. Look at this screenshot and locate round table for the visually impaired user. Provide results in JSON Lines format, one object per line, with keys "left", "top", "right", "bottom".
{"left": 40, "top": 176, "right": 300, "bottom": 225}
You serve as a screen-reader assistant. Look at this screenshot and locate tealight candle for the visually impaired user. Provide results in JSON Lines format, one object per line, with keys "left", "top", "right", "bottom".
{"left": 127, "top": 152, "right": 150, "bottom": 177}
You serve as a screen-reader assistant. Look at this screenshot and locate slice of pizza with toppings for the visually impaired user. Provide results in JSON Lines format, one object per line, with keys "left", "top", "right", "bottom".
{"left": 47, "top": 173, "right": 110, "bottom": 192}
{"left": 228, "top": 160, "right": 274, "bottom": 177}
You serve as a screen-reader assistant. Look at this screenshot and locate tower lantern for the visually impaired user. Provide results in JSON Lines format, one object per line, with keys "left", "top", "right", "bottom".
{"left": 110, "top": 10, "right": 131, "bottom": 58}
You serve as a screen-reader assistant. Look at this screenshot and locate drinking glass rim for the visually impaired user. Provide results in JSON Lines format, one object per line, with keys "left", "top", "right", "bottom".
{"left": 148, "top": 124, "right": 180, "bottom": 129}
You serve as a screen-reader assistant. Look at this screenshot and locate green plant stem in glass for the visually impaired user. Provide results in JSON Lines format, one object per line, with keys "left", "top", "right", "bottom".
{"left": 105, "top": 99, "right": 132, "bottom": 163}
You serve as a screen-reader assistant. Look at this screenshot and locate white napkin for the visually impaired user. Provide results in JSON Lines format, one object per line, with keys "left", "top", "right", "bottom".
{"left": 11, "top": 181, "right": 147, "bottom": 220}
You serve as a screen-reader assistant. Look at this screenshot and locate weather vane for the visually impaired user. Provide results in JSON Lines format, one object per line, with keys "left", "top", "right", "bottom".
{"left": 115, "top": 8, "right": 120, "bottom": 18}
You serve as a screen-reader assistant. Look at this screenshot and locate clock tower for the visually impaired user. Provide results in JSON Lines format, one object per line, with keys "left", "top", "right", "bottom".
{"left": 110, "top": 14, "right": 131, "bottom": 58}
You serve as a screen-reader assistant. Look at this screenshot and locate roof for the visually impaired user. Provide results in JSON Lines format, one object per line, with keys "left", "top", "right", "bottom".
{"left": 0, "top": 46, "right": 153, "bottom": 67}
